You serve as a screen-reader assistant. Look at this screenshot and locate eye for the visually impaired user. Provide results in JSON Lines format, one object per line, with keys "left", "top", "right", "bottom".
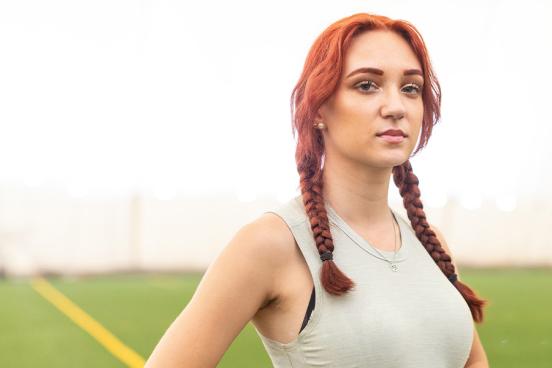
{"left": 403, "top": 83, "right": 422, "bottom": 95}
{"left": 355, "top": 80, "right": 378, "bottom": 93}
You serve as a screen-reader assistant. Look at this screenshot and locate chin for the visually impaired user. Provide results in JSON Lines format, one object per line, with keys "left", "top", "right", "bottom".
{"left": 378, "top": 153, "right": 409, "bottom": 168}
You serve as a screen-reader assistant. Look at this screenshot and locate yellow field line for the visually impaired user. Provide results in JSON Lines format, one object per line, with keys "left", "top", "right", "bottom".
{"left": 31, "top": 276, "right": 145, "bottom": 368}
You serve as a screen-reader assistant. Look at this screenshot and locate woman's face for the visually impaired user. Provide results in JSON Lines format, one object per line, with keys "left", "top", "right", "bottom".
{"left": 317, "top": 30, "right": 424, "bottom": 169}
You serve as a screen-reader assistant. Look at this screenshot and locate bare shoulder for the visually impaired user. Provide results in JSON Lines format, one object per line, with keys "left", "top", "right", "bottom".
{"left": 232, "top": 212, "right": 298, "bottom": 303}
{"left": 253, "top": 212, "right": 298, "bottom": 253}
{"left": 241, "top": 212, "right": 297, "bottom": 257}
{"left": 226, "top": 211, "right": 296, "bottom": 262}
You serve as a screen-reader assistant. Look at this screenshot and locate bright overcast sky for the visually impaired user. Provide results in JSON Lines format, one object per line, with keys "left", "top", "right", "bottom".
{"left": 0, "top": 0, "right": 550, "bottom": 208}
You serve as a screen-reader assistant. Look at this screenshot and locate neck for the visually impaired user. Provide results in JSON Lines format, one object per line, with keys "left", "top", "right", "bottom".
{"left": 321, "top": 154, "right": 395, "bottom": 226}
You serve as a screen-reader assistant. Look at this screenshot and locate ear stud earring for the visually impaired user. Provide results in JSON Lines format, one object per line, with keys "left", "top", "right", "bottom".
{"left": 314, "top": 122, "right": 326, "bottom": 130}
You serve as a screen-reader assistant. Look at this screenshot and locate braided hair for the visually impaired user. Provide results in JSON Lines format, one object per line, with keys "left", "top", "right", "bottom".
{"left": 291, "top": 13, "right": 487, "bottom": 323}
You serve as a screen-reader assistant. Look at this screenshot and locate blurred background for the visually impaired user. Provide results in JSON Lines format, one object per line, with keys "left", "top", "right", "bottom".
{"left": 0, "top": 0, "right": 550, "bottom": 367}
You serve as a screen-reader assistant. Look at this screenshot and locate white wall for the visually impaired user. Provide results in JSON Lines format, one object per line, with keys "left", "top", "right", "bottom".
{"left": 1, "top": 185, "right": 550, "bottom": 277}
{"left": 0, "top": 1, "right": 550, "bottom": 275}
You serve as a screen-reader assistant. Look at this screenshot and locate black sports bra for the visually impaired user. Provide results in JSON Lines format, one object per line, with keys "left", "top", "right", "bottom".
{"left": 299, "top": 286, "right": 316, "bottom": 333}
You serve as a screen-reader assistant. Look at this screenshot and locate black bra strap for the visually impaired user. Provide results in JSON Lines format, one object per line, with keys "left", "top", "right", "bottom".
{"left": 299, "top": 286, "right": 316, "bottom": 333}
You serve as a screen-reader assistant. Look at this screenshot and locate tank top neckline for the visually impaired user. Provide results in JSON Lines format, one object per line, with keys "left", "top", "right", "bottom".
{"left": 323, "top": 200, "right": 410, "bottom": 262}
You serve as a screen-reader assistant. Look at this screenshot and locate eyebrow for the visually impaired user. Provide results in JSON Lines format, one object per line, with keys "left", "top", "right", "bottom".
{"left": 346, "top": 67, "right": 423, "bottom": 79}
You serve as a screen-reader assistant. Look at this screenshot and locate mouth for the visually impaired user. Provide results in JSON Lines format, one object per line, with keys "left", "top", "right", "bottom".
{"left": 376, "top": 129, "right": 407, "bottom": 138}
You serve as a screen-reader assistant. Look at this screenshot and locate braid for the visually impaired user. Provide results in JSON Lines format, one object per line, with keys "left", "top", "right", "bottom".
{"left": 299, "top": 162, "right": 355, "bottom": 296}
{"left": 392, "top": 159, "right": 488, "bottom": 323}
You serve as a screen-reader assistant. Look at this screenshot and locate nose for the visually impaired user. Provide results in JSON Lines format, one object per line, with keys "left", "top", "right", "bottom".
{"left": 380, "top": 88, "right": 406, "bottom": 120}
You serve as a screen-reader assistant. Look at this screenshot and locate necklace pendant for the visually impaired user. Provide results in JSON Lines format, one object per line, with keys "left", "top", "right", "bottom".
{"left": 390, "top": 263, "right": 398, "bottom": 272}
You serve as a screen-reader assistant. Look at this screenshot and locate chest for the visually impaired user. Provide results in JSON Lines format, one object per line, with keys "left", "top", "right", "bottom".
{"left": 258, "top": 240, "right": 474, "bottom": 367}
{"left": 310, "top": 274, "right": 474, "bottom": 366}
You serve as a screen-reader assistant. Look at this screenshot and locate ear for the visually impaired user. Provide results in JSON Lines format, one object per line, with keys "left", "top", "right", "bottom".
{"left": 314, "top": 109, "right": 324, "bottom": 124}
{"left": 429, "top": 223, "right": 460, "bottom": 280}
{"left": 314, "top": 102, "right": 329, "bottom": 124}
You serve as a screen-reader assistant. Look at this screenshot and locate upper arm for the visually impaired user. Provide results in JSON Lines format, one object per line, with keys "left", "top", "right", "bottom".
{"left": 145, "top": 214, "right": 288, "bottom": 368}
{"left": 429, "top": 223, "right": 489, "bottom": 367}
{"left": 464, "top": 326, "right": 489, "bottom": 367}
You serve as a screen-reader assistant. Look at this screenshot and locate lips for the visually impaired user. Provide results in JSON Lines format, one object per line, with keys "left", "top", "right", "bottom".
{"left": 378, "top": 135, "right": 404, "bottom": 144}
{"left": 376, "top": 128, "right": 407, "bottom": 144}
{"left": 376, "top": 129, "right": 407, "bottom": 137}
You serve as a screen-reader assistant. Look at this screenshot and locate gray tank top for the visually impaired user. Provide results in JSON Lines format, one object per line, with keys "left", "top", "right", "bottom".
{"left": 254, "top": 194, "right": 473, "bottom": 367}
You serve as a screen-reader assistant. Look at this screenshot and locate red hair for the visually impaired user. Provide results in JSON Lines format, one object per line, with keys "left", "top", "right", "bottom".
{"left": 290, "top": 13, "right": 487, "bottom": 323}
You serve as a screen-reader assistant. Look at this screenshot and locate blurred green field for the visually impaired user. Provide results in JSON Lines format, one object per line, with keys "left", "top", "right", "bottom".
{"left": 0, "top": 267, "right": 550, "bottom": 367}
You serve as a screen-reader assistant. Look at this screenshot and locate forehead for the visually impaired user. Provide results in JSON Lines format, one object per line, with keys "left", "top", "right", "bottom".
{"left": 343, "top": 30, "right": 422, "bottom": 76}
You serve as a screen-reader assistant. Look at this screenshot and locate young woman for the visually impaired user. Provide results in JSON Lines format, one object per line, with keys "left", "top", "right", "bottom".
{"left": 146, "top": 13, "right": 489, "bottom": 367}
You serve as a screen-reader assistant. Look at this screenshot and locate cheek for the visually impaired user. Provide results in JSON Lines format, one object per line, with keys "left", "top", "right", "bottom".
{"left": 408, "top": 100, "right": 424, "bottom": 130}
{"left": 417, "top": 103, "right": 424, "bottom": 121}
{"left": 409, "top": 114, "right": 424, "bottom": 148}
{"left": 332, "top": 93, "right": 379, "bottom": 128}
{"left": 333, "top": 106, "right": 373, "bottom": 139}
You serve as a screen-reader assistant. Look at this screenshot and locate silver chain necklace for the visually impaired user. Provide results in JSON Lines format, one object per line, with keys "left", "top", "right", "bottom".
{"left": 331, "top": 209, "right": 402, "bottom": 272}
{"left": 383, "top": 210, "right": 400, "bottom": 271}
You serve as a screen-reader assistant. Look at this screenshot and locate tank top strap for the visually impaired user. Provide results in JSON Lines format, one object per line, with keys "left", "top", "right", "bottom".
{"left": 263, "top": 195, "right": 322, "bottom": 284}
{"left": 261, "top": 194, "right": 326, "bottom": 344}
